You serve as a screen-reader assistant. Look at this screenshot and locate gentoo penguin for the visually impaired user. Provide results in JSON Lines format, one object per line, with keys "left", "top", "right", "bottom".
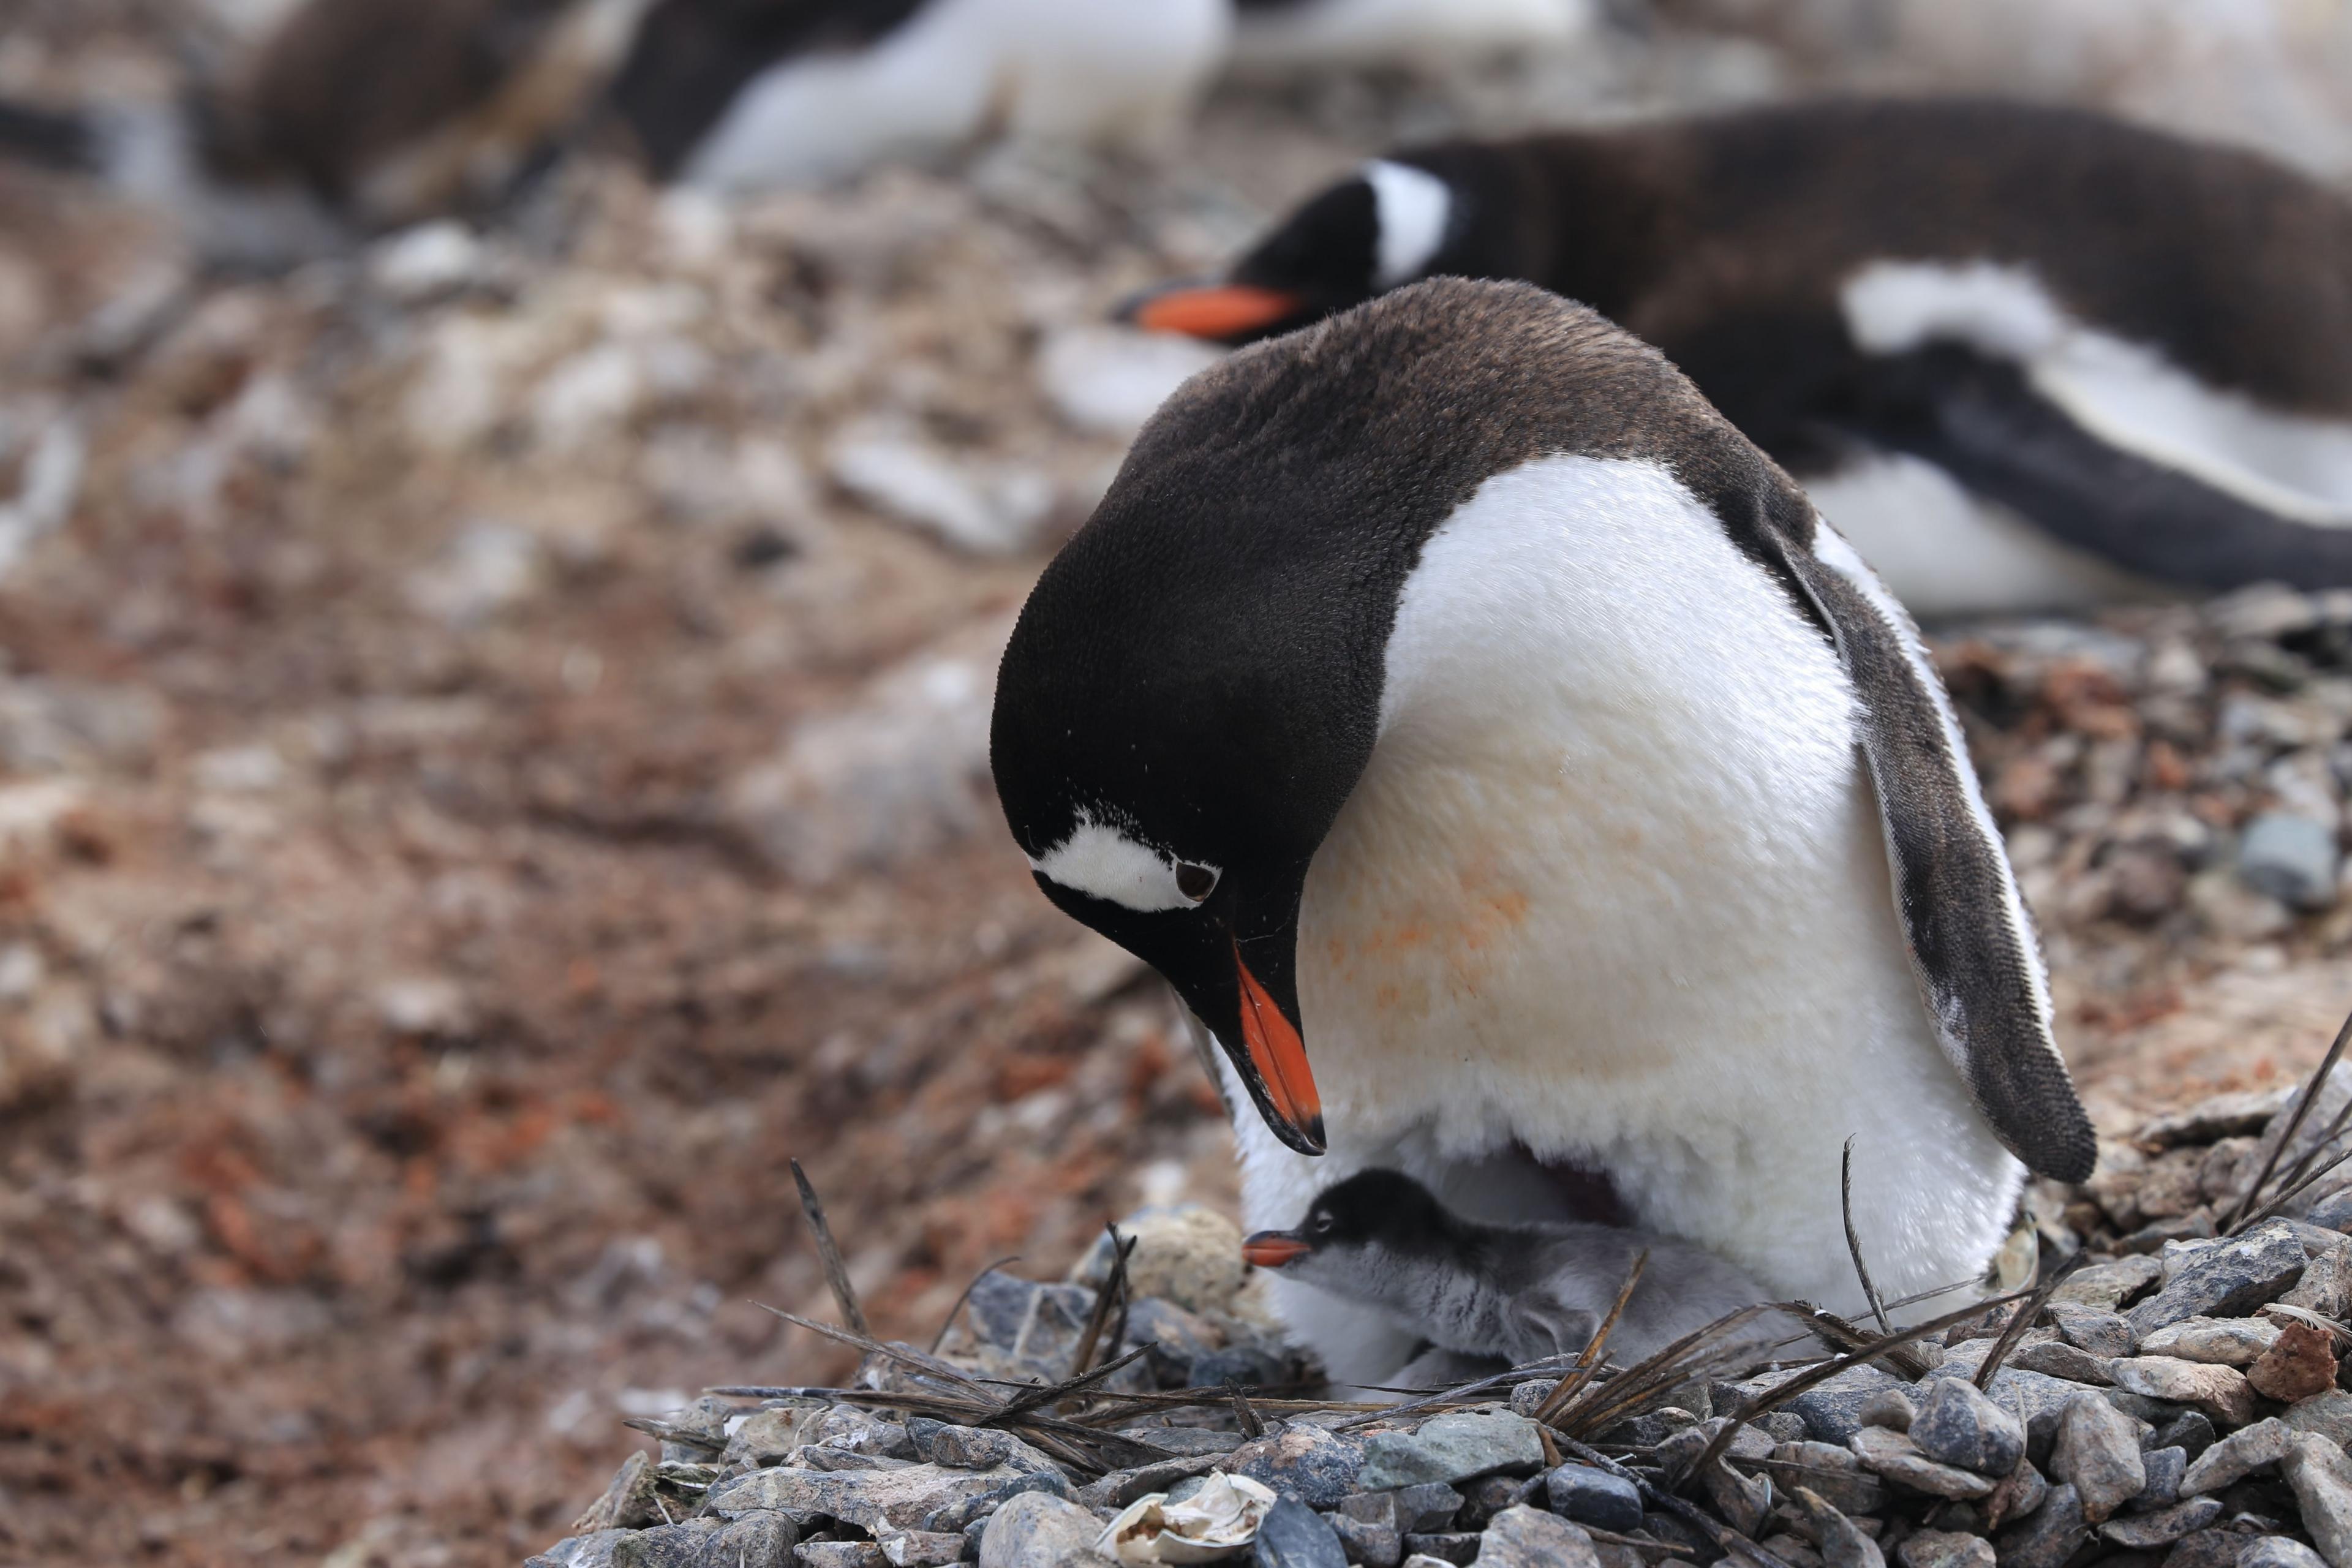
{"left": 1125, "top": 99, "right": 2352, "bottom": 618}
{"left": 0, "top": 0, "right": 647, "bottom": 261}
{"left": 1228, "top": 0, "right": 1591, "bottom": 70}
{"left": 989, "top": 277, "right": 2094, "bottom": 1386}
{"left": 1243, "top": 1169, "right": 1806, "bottom": 1369}
{"left": 608, "top": 0, "right": 1231, "bottom": 192}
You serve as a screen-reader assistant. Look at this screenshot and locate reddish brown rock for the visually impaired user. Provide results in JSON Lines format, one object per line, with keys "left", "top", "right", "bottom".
{"left": 2249, "top": 1321, "right": 2339, "bottom": 1403}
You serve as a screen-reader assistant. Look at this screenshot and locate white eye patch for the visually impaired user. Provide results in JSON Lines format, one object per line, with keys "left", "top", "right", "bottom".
{"left": 1364, "top": 159, "right": 1453, "bottom": 290}
{"left": 1029, "top": 816, "right": 1219, "bottom": 913}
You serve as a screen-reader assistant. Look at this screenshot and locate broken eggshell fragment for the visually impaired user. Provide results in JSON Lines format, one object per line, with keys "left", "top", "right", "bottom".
{"left": 1098, "top": 1471, "right": 1279, "bottom": 1563}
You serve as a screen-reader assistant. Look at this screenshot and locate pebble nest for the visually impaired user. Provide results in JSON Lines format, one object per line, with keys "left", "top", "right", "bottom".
{"left": 524, "top": 1071, "right": 2352, "bottom": 1568}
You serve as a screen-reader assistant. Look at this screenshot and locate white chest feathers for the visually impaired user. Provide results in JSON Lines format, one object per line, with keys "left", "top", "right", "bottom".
{"left": 1220, "top": 454, "right": 2019, "bottom": 1385}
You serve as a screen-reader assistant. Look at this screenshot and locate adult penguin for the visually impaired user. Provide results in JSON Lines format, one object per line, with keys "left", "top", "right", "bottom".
{"left": 990, "top": 277, "right": 2094, "bottom": 1384}
{"left": 1125, "top": 99, "right": 2352, "bottom": 618}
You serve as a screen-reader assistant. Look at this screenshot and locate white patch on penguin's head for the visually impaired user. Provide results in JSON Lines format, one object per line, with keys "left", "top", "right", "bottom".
{"left": 1363, "top": 160, "right": 1453, "bottom": 290}
{"left": 1839, "top": 259, "right": 2066, "bottom": 361}
{"left": 1027, "top": 813, "right": 1219, "bottom": 913}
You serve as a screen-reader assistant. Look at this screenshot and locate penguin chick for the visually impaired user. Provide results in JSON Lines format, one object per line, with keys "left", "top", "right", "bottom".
{"left": 1243, "top": 1169, "right": 1809, "bottom": 1370}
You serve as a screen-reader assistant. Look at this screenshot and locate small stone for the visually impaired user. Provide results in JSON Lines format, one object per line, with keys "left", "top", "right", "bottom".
{"left": 1895, "top": 1528, "right": 1994, "bottom": 1568}
{"left": 1701, "top": 1456, "right": 1774, "bottom": 1534}
{"left": 2287, "top": 1392, "right": 2352, "bottom": 1449}
{"left": 2173, "top": 1420, "right": 2286, "bottom": 1504}
{"left": 2285, "top": 1432, "right": 2352, "bottom": 1567}
{"left": 2307, "top": 1190, "right": 2352, "bottom": 1234}
{"left": 1253, "top": 1499, "right": 1348, "bottom": 1568}
{"left": 2052, "top": 1392, "right": 2148, "bottom": 1523}
{"left": 977, "top": 1491, "right": 1109, "bottom": 1568}
{"left": 2125, "top": 1223, "right": 2309, "bottom": 1338}
{"left": 1401, "top": 1535, "right": 1482, "bottom": 1566}
{"left": 1392, "top": 1485, "right": 1464, "bottom": 1533}
{"left": 1401, "top": 1558, "right": 1461, "bottom": 1568}
{"left": 2010, "top": 1341, "right": 2115, "bottom": 1384}
{"left": 1546, "top": 1464, "right": 1645, "bottom": 1532}
{"left": 1474, "top": 1506, "right": 1600, "bottom": 1568}
{"left": 1357, "top": 1414, "right": 1544, "bottom": 1491}
{"left": 710, "top": 1460, "right": 1057, "bottom": 1536}
{"left": 2239, "top": 1539, "right": 2332, "bottom": 1568}
{"left": 1074, "top": 1207, "right": 1248, "bottom": 1316}
{"left": 878, "top": 1530, "right": 968, "bottom": 1567}
{"left": 1790, "top": 1487, "right": 1887, "bottom": 1568}
{"left": 2152, "top": 1412, "right": 2219, "bottom": 1461}
{"left": 2139, "top": 1318, "right": 2282, "bottom": 1367}
{"left": 1329, "top": 1492, "right": 1401, "bottom": 1568}
{"left": 1853, "top": 1429, "right": 2003, "bottom": 1504}
{"left": 2108, "top": 1359, "right": 2258, "bottom": 1428}
{"left": 1861, "top": 1390, "right": 1918, "bottom": 1432}
{"left": 2160, "top": 1528, "right": 2245, "bottom": 1568}
{"left": 1992, "top": 1480, "right": 2089, "bottom": 1568}
{"left": 1763, "top": 1533, "right": 1829, "bottom": 1568}
{"left": 1454, "top": 1474, "right": 1523, "bottom": 1531}
{"left": 2252, "top": 1322, "right": 2341, "bottom": 1403}
{"left": 2054, "top": 1256, "right": 2164, "bottom": 1311}
{"left": 2140, "top": 1091, "right": 2297, "bottom": 1148}
{"left": 926, "top": 1428, "right": 1041, "bottom": 1472}
{"left": 1220, "top": 1424, "right": 1366, "bottom": 1509}
{"left": 1912, "top": 1378, "right": 2028, "bottom": 1476}
{"left": 2137, "top": 1447, "right": 2187, "bottom": 1508}
{"left": 1983, "top": 1459, "right": 2049, "bottom": 1532}
{"left": 1785, "top": 1366, "right": 1915, "bottom": 1445}
{"left": 2237, "top": 812, "right": 2340, "bottom": 911}
{"left": 2282, "top": 1239, "right": 2352, "bottom": 1318}
{"left": 2096, "top": 1498, "right": 2223, "bottom": 1549}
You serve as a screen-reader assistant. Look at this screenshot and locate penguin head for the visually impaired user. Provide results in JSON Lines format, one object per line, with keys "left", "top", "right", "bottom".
{"left": 994, "top": 278, "right": 1770, "bottom": 1159}
{"left": 1121, "top": 158, "right": 1466, "bottom": 345}
{"left": 1242, "top": 1170, "right": 1458, "bottom": 1306}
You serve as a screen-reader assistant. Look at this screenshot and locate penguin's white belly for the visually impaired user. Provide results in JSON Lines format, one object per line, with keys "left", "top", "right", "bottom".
{"left": 1804, "top": 452, "right": 2153, "bottom": 619}
{"left": 1232, "top": 0, "right": 1591, "bottom": 67}
{"left": 1217, "top": 454, "right": 2021, "bottom": 1385}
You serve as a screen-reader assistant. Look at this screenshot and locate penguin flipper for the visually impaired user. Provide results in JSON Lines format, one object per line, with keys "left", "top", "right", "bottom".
{"left": 1839, "top": 345, "right": 2352, "bottom": 592}
{"left": 1767, "top": 518, "right": 2097, "bottom": 1183}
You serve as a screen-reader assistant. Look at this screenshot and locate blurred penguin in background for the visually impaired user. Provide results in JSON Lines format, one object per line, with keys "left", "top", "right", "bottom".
{"left": 1228, "top": 0, "right": 1596, "bottom": 70}
{"left": 607, "top": 0, "right": 1233, "bottom": 192}
{"left": 0, "top": 0, "right": 651, "bottom": 263}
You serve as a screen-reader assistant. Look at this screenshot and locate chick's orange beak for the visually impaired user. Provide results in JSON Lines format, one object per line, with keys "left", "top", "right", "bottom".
{"left": 1235, "top": 944, "right": 1323, "bottom": 1153}
{"left": 1243, "top": 1231, "right": 1310, "bottom": 1268}
{"left": 1125, "top": 283, "right": 1305, "bottom": 340}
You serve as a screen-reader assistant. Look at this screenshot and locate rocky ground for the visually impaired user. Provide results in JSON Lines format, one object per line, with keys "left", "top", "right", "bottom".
{"left": 530, "top": 1082, "right": 2352, "bottom": 1568}
{"left": 7, "top": 4, "right": 2352, "bottom": 1567}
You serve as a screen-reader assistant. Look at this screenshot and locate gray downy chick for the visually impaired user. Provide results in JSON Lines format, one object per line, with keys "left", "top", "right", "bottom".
{"left": 1242, "top": 1168, "right": 1809, "bottom": 1370}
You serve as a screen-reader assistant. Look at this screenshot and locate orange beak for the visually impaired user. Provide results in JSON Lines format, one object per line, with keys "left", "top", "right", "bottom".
{"left": 1235, "top": 943, "right": 1324, "bottom": 1154}
{"left": 1125, "top": 283, "right": 1306, "bottom": 341}
{"left": 1242, "top": 1231, "right": 1310, "bottom": 1268}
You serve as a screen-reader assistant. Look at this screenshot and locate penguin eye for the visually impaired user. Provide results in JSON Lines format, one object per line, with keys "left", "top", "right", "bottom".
{"left": 1174, "top": 862, "right": 1218, "bottom": 903}
{"left": 1310, "top": 1210, "right": 1336, "bottom": 1236}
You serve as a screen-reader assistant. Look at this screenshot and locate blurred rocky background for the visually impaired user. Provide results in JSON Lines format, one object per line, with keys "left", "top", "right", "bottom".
{"left": 6, "top": 1, "right": 2352, "bottom": 1564}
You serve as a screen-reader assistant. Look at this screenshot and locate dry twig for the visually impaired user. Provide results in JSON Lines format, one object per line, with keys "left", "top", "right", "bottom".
{"left": 1842, "top": 1137, "right": 1891, "bottom": 1335}
{"left": 2228, "top": 1001, "right": 2352, "bottom": 1231}
{"left": 790, "top": 1159, "right": 870, "bottom": 1338}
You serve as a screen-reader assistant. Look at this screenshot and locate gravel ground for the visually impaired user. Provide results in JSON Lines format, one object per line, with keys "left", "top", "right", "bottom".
{"left": 6, "top": 4, "right": 2352, "bottom": 1566}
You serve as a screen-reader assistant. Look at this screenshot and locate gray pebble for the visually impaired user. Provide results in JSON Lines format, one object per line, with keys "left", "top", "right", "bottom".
{"left": 2236, "top": 812, "right": 2339, "bottom": 911}
{"left": 2052, "top": 1392, "right": 2147, "bottom": 1523}
{"left": 1893, "top": 1528, "right": 1993, "bottom": 1568}
{"left": 1546, "top": 1463, "right": 1645, "bottom": 1533}
{"left": 1477, "top": 1506, "right": 1602, "bottom": 1568}
{"left": 1392, "top": 1483, "right": 1464, "bottom": 1533}
{"left": 1992, "top": 1481, "right": 2089, "bottom": 1568}
{"left": 2099, "top": 1498, "right": 2225, "bottom": 1549}
{"left": 2125, "top": 1223, "right": 2310, "bottom": 1338}
{"left": 2237, "top": 1537, "right": 2332, "bottom": 1568}
{"left": 975, "top": 1491, "right": 1107, "bottom": 1568}
{"left": 1911, "top": 1379, "right": 2026, "bottom": 1476}
{"left": 2138, "top": 1447, "right": 2188, "bottom": 1509}
{"left": 1253, "top": 1498, "right": 1346, "bottom": 1568}
{"left": 2048, "top": 1306, "right": 2138, "bottom": 1359}
{"left": 2183, "top": 1419, "right": 2293, "bottom": 1496}
{"left": 2283, "top": 1433, "right": 2352, "bottom": 1567}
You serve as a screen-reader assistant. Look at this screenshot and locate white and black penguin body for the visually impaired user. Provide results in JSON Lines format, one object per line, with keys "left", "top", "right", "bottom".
{"left": 609, "top": 0, "right": 1230, "bottom": 192}
{"left": 1129, "top": 99, "right": 2352, "bottom": 618}
{"left": 1244, "top": 1170, "right": 1809, "bottom": 1372}
{"left": 0, "top": 0, "right": 649, "bottom": 262}
{"left": 991, "top": 279, "right": 2095, "bottom": 1387}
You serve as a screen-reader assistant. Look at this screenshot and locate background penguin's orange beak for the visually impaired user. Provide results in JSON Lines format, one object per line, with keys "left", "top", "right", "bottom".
{"left": 1235, "top": 944, "right": 1324, "bottom": 1153}
{"left": 1122, "top": 282, "right": 1305, "bottom": 340}
{"left": 1242, "top": 1231, "right": 1310, "bottom": 1268}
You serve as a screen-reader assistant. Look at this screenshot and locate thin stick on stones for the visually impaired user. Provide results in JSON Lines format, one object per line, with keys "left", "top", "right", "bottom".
{"left": 1795, "top": 1302, "right": 1929, "bottom": 1380}
{"left": 1585, "top": 1526, "right": 1696, "bottom": 1560}
{"left": 1555, "top": 1303, "right": 1800, "bottom": 1440}
{"left": 1227, "top": 1378, "right": 1265, "bottom": 1439}
{"left": 1556, "top": 1434, "right": 1798, "bottom": 1568}
{"left": 1537, "top": 1248, "right": 1649, "bottom": 1426}
{"left": 1842, "top": 1137, "right": 1891, "bottom": 1335}
{"left": 2228, "top": 1000, "right": 2352, "bottom": 1231}
{"left": 928, "top": 1254, "right": 1025, "bottom": 1354}
{"left": 1974, "top": 1253, "right": 2086, "bottom": 1392}
{"left": 2242, "top": 1137, "right": 2352, "bottom": 1230}
{"left": 1068, "top": 1226, "right": 1136, "bottom": 1379}
{"left": 1686, "top": 1288, "right": 2034, "bottom": 1480}
{"left": 790, "top": 1158, "right": 870, "bottom": 1338}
